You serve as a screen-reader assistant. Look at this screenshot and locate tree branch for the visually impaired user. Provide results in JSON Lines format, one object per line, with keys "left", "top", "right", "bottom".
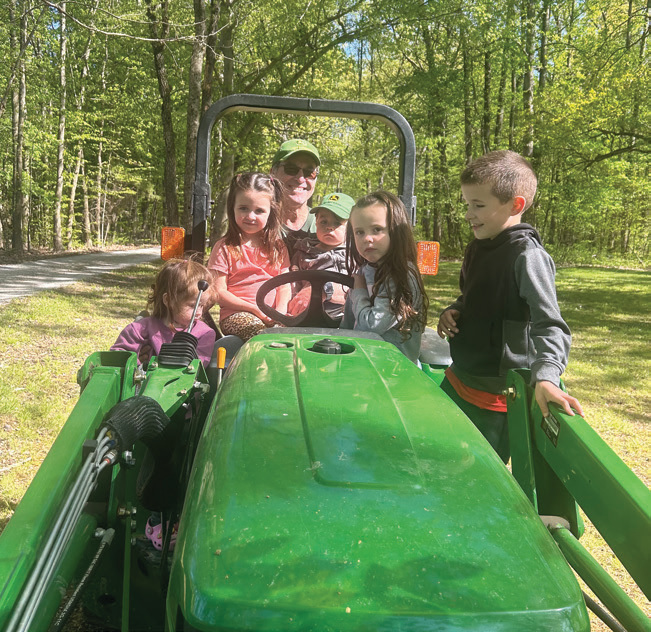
{"left": 40, "top": 0, "right": 225, "bottom": 43}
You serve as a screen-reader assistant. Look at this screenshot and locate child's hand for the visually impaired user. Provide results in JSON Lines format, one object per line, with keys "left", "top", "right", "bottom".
{"left": 331, "top": 283, "right": 347, "bottom": 304}
{"left": 255, "top": 310, "right": 275, "bottom": 327}
{"left": 138, "top": 344, "right": 153, "bottom": 365}
{"left": 535, "top": 381, "right": 584, "bottom": 418}
{"left": 288, "top": 287, "right": 311, "bottom": 315}
{"left": 353, "top": 273, "right": 366, "bottom": 290}
{"left": 437, "top": 309, "right": 460, "bottom": 339}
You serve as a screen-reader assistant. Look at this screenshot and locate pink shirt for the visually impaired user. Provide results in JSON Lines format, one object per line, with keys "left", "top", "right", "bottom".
{"left": 208, "top": 239, "right": 289, "bottom": 321}
{"left": 111, "top": 317, "right": 216, "bottom": 367}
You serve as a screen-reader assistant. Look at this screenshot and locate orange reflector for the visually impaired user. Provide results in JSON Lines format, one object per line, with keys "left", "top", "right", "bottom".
{"left": 161, "top": 227, "right": 185, "bottom": 261}
{"left": 217, "top": 346, "right": 227, "bottom": 370}
{"left": 417, "top": 241, "right": 440, "bottom": 275}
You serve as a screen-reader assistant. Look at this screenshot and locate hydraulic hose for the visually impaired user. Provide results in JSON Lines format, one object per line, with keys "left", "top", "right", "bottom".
{"left": 582, "top": 591, "right": 627, "bottom": 632}
{"left": 47, "top": 528, "right": 115, "bottom": 632}
{"left": 6, "top": 431, "right": 116, "bottom": 632}
{"left": 25, "top": 449, "right": 115, "bottom": 623}
{"left": 8, "top": 398, "right": 175, "bottom": 631}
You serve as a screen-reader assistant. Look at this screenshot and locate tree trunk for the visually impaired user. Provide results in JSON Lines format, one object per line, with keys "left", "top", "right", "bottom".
{"left": 462, "top": 26, "right": 473, "bottom": 162}
{"left": 494, "top": 53, "right": 507, "bottom": 147}
{"left": 53, "top": 1, "right": 67, "bottom": 252}
{"left": 95, "top": 41, "right": 107, "bottom": 244}
{"left": 183, "top": 0, "right": 207, "bottom": 230}
{"left": 482, "top": 50, "right": 491, "bottom": 153}
{"left": 567, "top": 0, "right": 575, "bottom": 68}
{"left": 641, "top": 0, "right": 649, "bottom": 55}
{"left": 66, "top": 146, "right": 82, "bottom": 249}
{"left": 508, "top": 68, "right": 518, "bottom": 149}
{"left": 421, "top": 143, "right": 431, "bottom": 239}
{"left": 522, "top": 0, "right": 535, "bottom": 157}
{"left": 221, "top": 0, "right": 235, "bottom": 97}
{"left": 81, "top": 159, "right": 92, "bottom": 247}
{"left": 67, "top": 3, "right": 97, "bottom": 249}
{"left": 218, "top": 0, "right": 236, "bottom": 189}
{"left": 201, "top": 0, "right": 222, "bottom": 112}
{"left": 10, "top": 1, "right": 28, "bottom": 253}
{"left": 146, "top": 0, "right": 179, "bottom": 226}
{"left": 539, "top": 0, "right": 549, "bottom": 91}
{"left": 208, "top": 0, "right": 236, "bottom": 247}
{"left": 436, "top": 121, "right": 449, "bottom": 244}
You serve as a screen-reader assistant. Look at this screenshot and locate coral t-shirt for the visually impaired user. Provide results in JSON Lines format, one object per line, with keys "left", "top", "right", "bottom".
{"left": 208, "top": 239, "right": 289, "bottom": 321}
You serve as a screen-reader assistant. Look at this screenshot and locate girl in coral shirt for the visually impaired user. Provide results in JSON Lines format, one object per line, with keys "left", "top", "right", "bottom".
{"left": 208, "top": 172, "right": 290, "bottom": 341}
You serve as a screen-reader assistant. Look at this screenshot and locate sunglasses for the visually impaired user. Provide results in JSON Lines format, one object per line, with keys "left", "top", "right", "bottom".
{"left": 281, "top": 162, "right": 319, "bottom": 180}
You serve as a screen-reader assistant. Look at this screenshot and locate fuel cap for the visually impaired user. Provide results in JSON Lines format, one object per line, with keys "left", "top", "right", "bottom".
{"left": 310, "top": 338, "right": 342, "bottom": 354}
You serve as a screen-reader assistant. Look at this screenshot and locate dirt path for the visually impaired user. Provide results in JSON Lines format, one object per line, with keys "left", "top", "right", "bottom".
{"left": 0, "top": 247, "right": 160, "bottom": 305}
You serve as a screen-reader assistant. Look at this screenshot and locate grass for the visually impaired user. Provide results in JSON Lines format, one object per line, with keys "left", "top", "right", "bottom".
{"left": 0, "top": 263, "right": 160, "bottom": 530}
{"left": 0, "top": 260, "right": 649, "bottom": 630}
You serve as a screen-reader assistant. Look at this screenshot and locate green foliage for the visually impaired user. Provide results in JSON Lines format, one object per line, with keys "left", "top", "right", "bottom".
{"left": 0, "top": 0, "right": 647, "bottom": 264}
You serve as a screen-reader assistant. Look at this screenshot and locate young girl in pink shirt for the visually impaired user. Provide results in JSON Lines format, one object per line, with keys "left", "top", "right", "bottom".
{"left": 208, "top": 172, "right": 290, "bottom": 341}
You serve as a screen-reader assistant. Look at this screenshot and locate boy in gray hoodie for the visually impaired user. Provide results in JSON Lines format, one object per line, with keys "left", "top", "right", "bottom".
{"left": 437, "top": 150, "right": 583, "bottom": 463}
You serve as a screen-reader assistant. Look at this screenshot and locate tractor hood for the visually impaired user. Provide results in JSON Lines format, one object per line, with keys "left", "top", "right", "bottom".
{"left": 167, "top": 333, "right": 588, "bottom": 631}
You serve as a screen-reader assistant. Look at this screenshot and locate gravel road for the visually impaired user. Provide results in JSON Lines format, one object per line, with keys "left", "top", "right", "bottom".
{"left": 0, "top": 247, "right": 161, "bottom": 305}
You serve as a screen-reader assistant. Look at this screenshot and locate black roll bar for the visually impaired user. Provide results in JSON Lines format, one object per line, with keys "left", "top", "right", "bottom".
{"left": 191, "top": 94, "right": 417, "bottom": 253}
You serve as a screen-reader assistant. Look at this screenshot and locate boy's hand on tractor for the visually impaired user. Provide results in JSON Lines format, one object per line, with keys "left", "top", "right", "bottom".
{"left": 535, "top": 381, "right": 584, "bottom": 418}
{"left": 437, "top": 309, "right": 460, "bottom": 339}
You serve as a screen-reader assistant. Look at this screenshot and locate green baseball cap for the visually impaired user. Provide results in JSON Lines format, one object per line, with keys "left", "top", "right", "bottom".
{"left": 310, "top": 192, "right": 355, "bottom": 221}
{"left": 272, "top": 138, "right": 320, "bottom": 166}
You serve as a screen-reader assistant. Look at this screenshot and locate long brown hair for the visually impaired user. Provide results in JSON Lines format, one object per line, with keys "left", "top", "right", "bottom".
{"left": 148, "top": 258, "right": 212, "bottom": 321}
{"left": 346, "top": 191, "right": 429, "bottom": 335}
{"left": 222, "top": 172, "right": 286, "bottom": 267}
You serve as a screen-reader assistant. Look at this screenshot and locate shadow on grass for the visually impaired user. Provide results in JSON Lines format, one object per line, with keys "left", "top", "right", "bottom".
{"left": 0, "top": 264, "right": 160, "bottom": 353}
{"left": 44, "top": 266, "right": 157, "bottom": 319}
{"left": 558, "top": 270, "right": 649, "bottom": 347}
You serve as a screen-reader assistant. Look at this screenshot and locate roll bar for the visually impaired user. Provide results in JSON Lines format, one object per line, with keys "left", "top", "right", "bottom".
{"left": 191, "top": 94, "right": 417, "bottom": 252}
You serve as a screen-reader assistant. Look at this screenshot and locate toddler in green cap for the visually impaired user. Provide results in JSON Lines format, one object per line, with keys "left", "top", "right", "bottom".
{"left": 287, "top": 192, "right": 354, "bottom": 320}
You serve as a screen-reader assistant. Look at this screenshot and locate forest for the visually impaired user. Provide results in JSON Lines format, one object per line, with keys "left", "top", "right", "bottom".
{"left": 0, "top": 0, "right": 648, "bottom": 265}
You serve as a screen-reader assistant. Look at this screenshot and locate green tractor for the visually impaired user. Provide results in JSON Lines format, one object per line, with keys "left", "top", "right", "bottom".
{"left": 0, "top": 96, "right": 648, "bottom": 632}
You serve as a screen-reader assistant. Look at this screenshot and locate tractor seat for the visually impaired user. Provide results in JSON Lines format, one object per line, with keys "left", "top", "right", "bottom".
{"left": 419, "top": 327, "right": 452, "bottom": 368}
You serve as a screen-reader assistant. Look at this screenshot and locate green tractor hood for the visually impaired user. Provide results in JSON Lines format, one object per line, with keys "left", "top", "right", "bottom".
{"left": 167, "top": 333, "right": 588, "bottom": 631}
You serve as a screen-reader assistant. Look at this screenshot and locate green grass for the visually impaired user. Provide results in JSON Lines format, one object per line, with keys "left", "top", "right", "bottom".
{"left": 0, "top": 263, "right": 159, "bottom": 530}
{"left": 0, "top": 260, "right": 649, "bottom": 629}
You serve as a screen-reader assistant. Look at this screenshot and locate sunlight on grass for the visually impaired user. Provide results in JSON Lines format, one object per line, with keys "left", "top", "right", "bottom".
{"left": 0, "top": 263, "right": 159, "bottom": 529}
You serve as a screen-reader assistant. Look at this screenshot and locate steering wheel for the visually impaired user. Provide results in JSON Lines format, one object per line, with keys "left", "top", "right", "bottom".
{"left": 256, "top": 270, "right": 354, "bottom": 328}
